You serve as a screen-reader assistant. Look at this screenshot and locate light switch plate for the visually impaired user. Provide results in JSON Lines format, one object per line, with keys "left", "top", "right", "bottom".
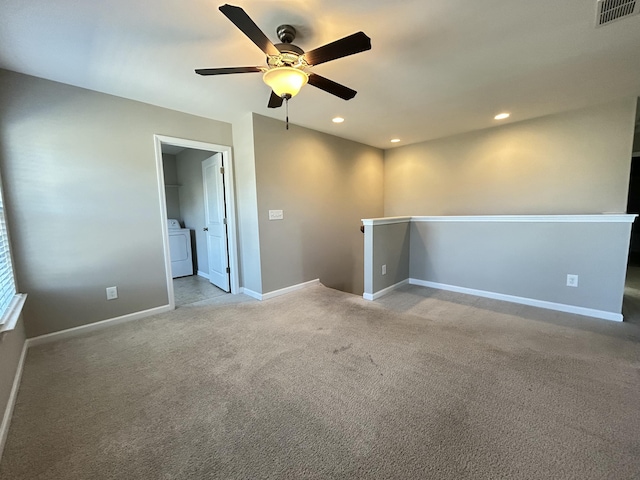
{"left": 269, "top": 210, "right": 284, "bottom": 220}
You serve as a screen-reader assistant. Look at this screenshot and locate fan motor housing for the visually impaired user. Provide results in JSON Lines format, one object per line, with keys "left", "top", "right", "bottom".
{"left": 267, "top": 48, "right": 306, "bottom": 68}
{"left": 275, "top": 43, "right": 304, "bottom": 55}
{"left": 271, "top": 25, "right": 305, "bottom": 67}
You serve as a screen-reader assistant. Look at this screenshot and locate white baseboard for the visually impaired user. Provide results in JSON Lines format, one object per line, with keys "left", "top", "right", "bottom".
{"left": 262, "top": 279, "right": 320, "bottom": 300}
{"left": 242, "top": 288, "right": 262, "bottom": 301}
{"left": 408, "top": 279, "right": 622, "bottom": 322}
{"left": 0, "top": 340, "right": 28, "bottom": 458}
{"left": 363, "top": 279, "right": 409, "bottom": 301}
{"left": 27, "top": 304, "right": 174, "bottom": 347}
{"left": 242, "top": 279, "right": 321, "bottom": 301}
{"left": 197, "top": 271, "right": 210, "bottom": 280}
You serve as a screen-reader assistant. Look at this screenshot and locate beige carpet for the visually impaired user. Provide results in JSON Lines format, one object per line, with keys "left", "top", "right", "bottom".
{"left": 1, "top": 284, "right": 639, "bottom": 479}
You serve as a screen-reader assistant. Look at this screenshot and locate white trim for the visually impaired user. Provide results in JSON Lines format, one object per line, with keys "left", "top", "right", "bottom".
{"left": 411, "top": 214, "right": 636, "bottom": 223}
{"left": 632, "top": 151, "right": 640, "bottom": 158}
{"left": 26, "top": 304, "right": 173, "bottom": 347}
{"left": 363, "top": 224, "right": 374, "bottom": 297}
{"left": 363, "top": 279, "right": 409, "bottom": 301}
{"left": 153, "top": 135, "right": 241, "bottom": 301}
{"left": 153, "top": 136, "right": 176, "bottom": 311}
{"left": 361, "top": 216, "right": 411, "bottom": 226}
{"left": 242, "top": 288, "right": 262, "bottom": 301}
{"left": 262, "top": 279, "right": 320, "bottom": 300}
{"left": 0, "top": 340, "right": 27, "bottom": 457}
{"left": 408, "top": 279, "right": 622, "bottom": 322}
{"left": 243, "top": 279, "right": 321, "bottom": 301}
{"left": 361, "top": 214, "right": 637, "bottom": 225}
{"left": 0, "top": 294, "right": 27, "bottom": 333}
{"left": 197, "top": 270, "right": 210, "bottom": 280}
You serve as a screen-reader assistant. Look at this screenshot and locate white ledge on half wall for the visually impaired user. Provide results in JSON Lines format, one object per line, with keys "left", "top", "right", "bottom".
{"left": 362, "top": 214, "right": 637, "bottom": 225}
{"left": 361, "top": 216, "right": 411, "bottom": 226}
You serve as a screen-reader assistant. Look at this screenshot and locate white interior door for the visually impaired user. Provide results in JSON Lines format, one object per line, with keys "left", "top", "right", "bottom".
{"left": 202, "top": 154, "right": 230, "bottom": 292}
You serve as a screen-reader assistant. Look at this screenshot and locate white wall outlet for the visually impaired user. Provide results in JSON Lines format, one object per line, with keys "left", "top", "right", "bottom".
{"left": 382, "top": 264, "right": 387, "bottom": 275}
{"left": 106, "top": 286, "right": 118, "bottom": 300}
{"left": 566, "top": 274, "right": 579, "bottom": 287}
{"left": 269, "top": 209, "right": 283, "bottom": 220}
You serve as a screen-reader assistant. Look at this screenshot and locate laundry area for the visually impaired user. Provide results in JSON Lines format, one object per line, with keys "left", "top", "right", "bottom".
{"left": 161, "top": 145, "right": 230, "bottom": 306}
{"left": 168, "top": 218, "right": 193, "bottom": 278}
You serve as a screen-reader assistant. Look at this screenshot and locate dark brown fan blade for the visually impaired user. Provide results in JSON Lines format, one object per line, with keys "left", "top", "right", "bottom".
{"left": 219, "top": 4, "right": 280, "bottom": 56}
{"left": 268, "top": 91, "right": 284, "bottom": 108}
{"left": 308, "top": 73, "right": 357, "bottom": 100}
{"left": 195, "top": 67, "right": 262, "bottom": 76}
{"left": 304, "top": 32, "right": 371, "bottom": 66}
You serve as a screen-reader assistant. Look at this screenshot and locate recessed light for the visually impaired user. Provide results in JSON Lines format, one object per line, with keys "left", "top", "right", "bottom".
{"left": 390, "top": 138, "right": 401, "bottom": 143}
{"left": 494, "top": 113, "right": 510, "bottom": 120}
{"left": 332, "top": 117, "right": 345, "bottom": 123}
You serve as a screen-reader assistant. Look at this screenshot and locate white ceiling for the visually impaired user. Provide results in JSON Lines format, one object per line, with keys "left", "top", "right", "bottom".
{"left": 1, "top": 0, "right": 639, "bottom": 149}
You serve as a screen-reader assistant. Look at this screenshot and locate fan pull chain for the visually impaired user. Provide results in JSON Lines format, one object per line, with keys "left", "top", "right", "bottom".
{"left": 285, "top": 96, "right": 289, "bottom": 130}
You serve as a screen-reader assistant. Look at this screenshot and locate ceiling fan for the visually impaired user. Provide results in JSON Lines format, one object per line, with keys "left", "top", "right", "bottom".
{"left": 195, "top": 4, "right": 371, "bottom": 117}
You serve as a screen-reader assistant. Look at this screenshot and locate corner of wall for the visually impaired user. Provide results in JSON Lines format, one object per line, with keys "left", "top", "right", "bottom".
{"left": 249, "top": 114, "right": 385, "bottom": 295}
{"left": 0, "top": 314, "right": 27, "bottom": 458}
{"left": 231, "top": 113, "right": 262, "bottom": 293}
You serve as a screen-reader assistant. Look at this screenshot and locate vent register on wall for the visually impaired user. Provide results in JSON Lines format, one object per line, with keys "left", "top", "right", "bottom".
{"left": 596, "top": 0, "right": 639, "bottom": 26}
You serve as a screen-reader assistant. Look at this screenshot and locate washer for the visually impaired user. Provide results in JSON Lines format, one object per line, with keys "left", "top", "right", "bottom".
{"left": 167, "top": 219, "right": 193, "bottom": 278}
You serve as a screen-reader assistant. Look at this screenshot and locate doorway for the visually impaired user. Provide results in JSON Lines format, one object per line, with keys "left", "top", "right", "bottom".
{"left": 153, "top": 135, "right": 240, "bottom": 309}
{"left": 623, "top": 102, "right": 640, "bottom": 323}
{"left": 626, "top": 156, "right": 640, "bottom": 266}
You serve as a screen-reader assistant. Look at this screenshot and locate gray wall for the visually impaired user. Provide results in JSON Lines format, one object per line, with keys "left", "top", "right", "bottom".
{"left": 371, "top": 222, "right": 410, "bottom": 294}
{"left": 231, "top": 113, "right": 262, "bottom": 294}
{"left": 410, "top": 220, "right": 631, "bottom": 314}
{"left": 162, "top": 154, "right": 181, "bottom": 221}
{"left": 252, "top": 114, "right": 384, "bottom": 295}
{"left": 384, "top": 98, "right": 637, "bottom": 216}
{"left": 0, "top": 315, "right": 25, "bottom": 452}
{"left": 176, "top": 148, "right": 214, "bottom": 276}
{"left": 0, "top": 69, "right": 232, "bottom": 337}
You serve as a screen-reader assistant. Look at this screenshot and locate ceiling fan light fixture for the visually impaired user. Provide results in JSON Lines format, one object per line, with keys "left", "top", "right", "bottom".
{"left": 263, "top": 67, "right": 308, "bottom": 98}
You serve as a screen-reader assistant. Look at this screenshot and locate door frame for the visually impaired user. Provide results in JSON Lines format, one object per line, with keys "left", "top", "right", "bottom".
{"left": 153, "top": 135, "right": 240, "bottom": 308}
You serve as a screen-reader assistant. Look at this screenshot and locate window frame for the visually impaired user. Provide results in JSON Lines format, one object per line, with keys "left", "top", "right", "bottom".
{"left": 0, "top": 171, "right": 26, "bottom": 334}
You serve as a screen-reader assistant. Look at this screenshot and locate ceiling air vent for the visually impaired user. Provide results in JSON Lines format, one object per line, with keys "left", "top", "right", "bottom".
{"left": 596, "top": 0, "right": 638, "bottom": 26}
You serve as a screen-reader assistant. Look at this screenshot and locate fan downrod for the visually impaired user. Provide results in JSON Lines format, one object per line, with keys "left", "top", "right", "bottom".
{"left": 276, "top": 25, "right": 296, "bottom": 43}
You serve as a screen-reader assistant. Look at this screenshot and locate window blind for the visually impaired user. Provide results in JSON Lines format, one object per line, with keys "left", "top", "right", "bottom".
{"left": 0, "top": 186, "right": 16, "bottom": 324}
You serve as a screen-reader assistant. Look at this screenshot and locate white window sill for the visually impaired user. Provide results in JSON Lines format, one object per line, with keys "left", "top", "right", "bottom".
{"left": 0, "top": 294, "right": 27, "bottom": 334}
